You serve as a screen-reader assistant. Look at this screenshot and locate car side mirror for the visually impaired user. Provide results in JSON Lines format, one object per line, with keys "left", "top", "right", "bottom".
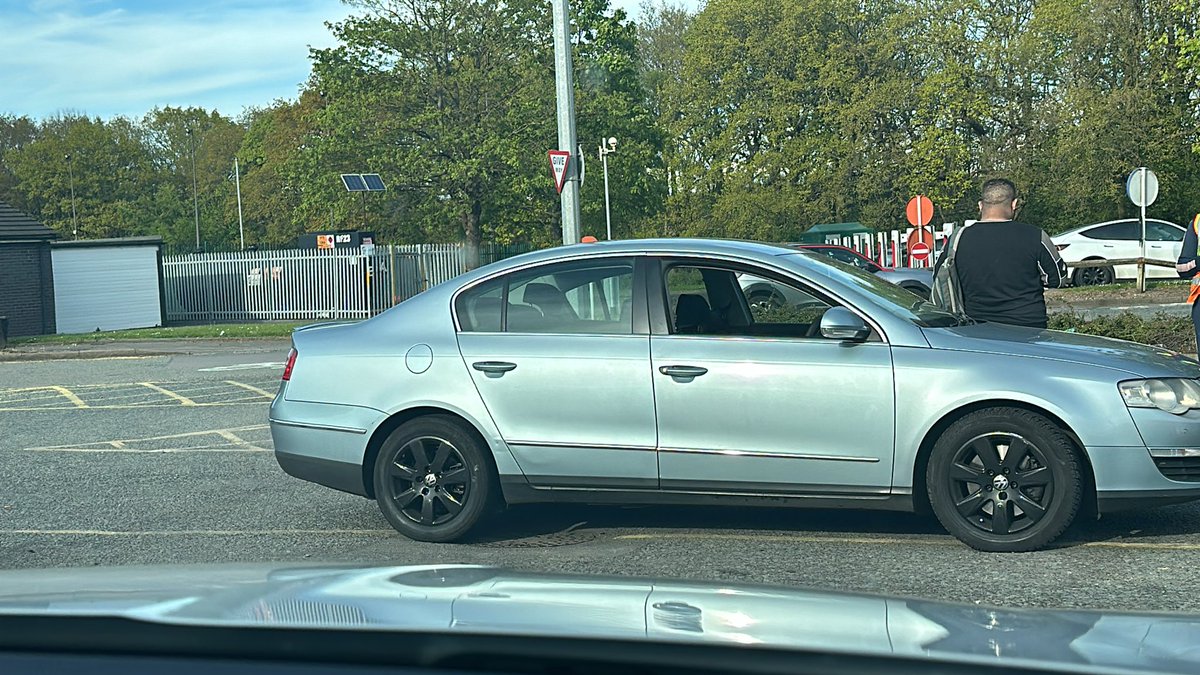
{"left": 820, "top": 307, "right": 871, "bottom": 342}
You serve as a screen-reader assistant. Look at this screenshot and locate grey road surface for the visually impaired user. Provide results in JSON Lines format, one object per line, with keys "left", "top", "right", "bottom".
{"left": 2, "top": 341, "right": 1200, "bottom": 614}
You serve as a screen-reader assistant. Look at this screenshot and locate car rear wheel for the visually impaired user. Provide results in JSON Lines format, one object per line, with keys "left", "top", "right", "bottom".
{"left": 373, "top": 416, "right": 494, "bottom": 542}
{"left": 927, "top": 408, "right": 1082, "bottom": 552}
{"left": 1072, "top": 262, "right": 1114, "bottom": 286}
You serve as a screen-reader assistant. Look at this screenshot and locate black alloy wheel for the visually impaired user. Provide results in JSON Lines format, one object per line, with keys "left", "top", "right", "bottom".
{"left": 928, "top": 408, "right": 1082, "bottom": 552}
{"left": 374, "top": 417, "right": 494, "bottom": 542}
{"left": 1073, "top": 264, "right": 1114, "bottom": 286}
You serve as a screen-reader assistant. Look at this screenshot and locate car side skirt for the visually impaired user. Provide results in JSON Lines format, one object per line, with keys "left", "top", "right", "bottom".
{"left": 500, "top": 477, "right": 913, "bottom": 512}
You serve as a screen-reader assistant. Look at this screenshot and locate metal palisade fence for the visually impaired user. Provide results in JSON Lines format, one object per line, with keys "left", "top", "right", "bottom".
{"left": 161, "top": 243, "right": 532, "bottom": 323}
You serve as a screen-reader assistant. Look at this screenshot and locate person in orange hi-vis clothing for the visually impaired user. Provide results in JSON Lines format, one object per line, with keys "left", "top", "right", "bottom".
{"left": 1177, "top": 213, "right": 1200, "bottom": 354}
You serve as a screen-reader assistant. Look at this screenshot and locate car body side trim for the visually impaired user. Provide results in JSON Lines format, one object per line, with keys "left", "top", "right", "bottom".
{"left": 660, "top": 447, "right": 881, "bottom": 463}
{"left": 268, "top": 418, "right": 367, "bottom": 435}
{"left": 508, "top": 439, "right": 657, "bottom": 452}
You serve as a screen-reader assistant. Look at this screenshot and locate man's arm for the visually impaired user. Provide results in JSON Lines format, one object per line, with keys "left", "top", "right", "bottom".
{"left": 1037, "top": 230, "right": 1067, "bottom": 288}
{"left": 1177, "top": 215, "right": 1199, "bottom": 279}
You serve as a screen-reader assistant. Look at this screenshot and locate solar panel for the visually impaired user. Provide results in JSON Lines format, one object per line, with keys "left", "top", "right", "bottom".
{"left": 362, "top": 173, "right": 386, "bottom": 192}
{"left": 341, "top": 174, "right": 367, "bottom": 192}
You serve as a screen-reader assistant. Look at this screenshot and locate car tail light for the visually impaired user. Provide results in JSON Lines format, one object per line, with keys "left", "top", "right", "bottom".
{"left": 282, "top": 348, "right": 297, "bottom": 381}
{"left": 1056, "top": 243, "right": 1070, "bottom": 251}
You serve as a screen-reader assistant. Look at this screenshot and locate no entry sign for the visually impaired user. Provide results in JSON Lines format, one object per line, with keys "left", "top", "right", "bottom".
{"left": 910, "top": 241, "right": 931, "bottom": 262}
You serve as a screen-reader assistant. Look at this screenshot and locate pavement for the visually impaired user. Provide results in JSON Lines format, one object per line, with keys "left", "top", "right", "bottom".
{"left": 3, "top": 339, "right": 1200, "bottom": 614}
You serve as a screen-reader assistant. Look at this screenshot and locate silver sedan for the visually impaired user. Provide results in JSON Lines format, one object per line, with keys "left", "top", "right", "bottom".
{"left": 269, "top": 239, "right": 1200, "bottom": 552}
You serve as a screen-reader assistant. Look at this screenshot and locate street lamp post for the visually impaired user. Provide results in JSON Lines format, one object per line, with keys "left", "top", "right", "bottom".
{"left": 64, "top": 154, "right": 78, "bottom": 239}
{"left": 186, "top": 127, "right": 200, "bottom": 251}
{"left": 598, "top": 137, "right": 617, "bottom": 240}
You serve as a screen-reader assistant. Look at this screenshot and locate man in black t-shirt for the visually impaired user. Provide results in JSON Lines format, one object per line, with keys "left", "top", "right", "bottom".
{"left": 935, "top": 179, "right": 1066, "bottom": 328}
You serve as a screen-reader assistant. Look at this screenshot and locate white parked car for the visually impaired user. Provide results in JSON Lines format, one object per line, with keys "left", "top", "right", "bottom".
{"left": 1052, "top": 218, "right": 1185, "bottom": 286}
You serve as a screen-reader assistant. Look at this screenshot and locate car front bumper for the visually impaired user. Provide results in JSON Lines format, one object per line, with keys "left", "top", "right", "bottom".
{"left": 268, "top": 395, "right": 385, "bottom": 498}
{"left": 1091, "top": 408, "right": 1200, "bottom": 512}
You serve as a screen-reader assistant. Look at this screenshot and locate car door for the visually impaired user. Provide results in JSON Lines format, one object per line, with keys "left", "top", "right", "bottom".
{"left": 1146, "top": 220, "right": 1185, "bottom": 278}
{"left": 648, "top": 258, "right": 896, "bottom": 494}
{"left": 455, "top": 256, "right": 658, "bottom": 488}
{"left": 1083, "top": 220, "right": 1139, "bottom": 279}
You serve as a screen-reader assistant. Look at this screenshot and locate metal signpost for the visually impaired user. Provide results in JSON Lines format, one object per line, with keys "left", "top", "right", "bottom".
{"left": 552, "top": 0, "right": 581, "bottom": 245}
{"left": 599, "top": 137, "right": 617, "bottom": 240}
{"left": 1126, "top": 167, "right": 1159, "bottom": 292}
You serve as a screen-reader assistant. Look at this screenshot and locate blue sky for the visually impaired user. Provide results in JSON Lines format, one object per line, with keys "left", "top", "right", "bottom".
{"left": 0, "top": 0, "right": 702, "bottom": 122}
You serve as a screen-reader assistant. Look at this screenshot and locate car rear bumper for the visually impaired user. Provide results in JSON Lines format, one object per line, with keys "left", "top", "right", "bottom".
{"left": 268, "top": 397, "right": 384, "bottom": 498}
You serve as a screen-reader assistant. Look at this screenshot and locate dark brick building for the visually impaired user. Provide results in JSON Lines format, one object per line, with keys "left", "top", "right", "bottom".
{"left": 0, "top": 201, "right": 56, "bottom": 338}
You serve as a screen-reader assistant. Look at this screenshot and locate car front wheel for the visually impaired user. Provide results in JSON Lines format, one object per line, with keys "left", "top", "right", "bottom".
{"left": 927, "top": 408, "right": 1082, "bottom": 552}
{"left": 373, "top": 416, "right": 494, "bottom": 542}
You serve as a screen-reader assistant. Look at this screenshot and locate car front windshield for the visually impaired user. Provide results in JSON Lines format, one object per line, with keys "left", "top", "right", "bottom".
{"left": 781, "top": 252, "right": 964, "bottom": 327}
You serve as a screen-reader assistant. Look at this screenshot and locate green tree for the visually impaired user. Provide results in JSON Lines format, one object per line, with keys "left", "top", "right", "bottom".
{"left": 310, "top": 0, "right": 557, "bottom": 267}
{"left": 4, "top": 114, "right": 155, "bottom": 240}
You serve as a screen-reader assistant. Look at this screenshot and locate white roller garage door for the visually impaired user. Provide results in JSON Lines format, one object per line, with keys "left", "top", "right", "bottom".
{"left": 52, "top": 242, "right": 162, "bottom": 334}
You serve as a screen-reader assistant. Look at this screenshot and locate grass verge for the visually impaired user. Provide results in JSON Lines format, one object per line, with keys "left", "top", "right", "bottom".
{"left": 9, "top": 322, "right": 310, "bottom": 345}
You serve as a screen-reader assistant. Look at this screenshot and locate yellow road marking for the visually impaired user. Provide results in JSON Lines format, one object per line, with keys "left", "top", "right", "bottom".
{"left": 1, "top": 528, "right": 394, "bottom": 537}
{"left": 225, "top": 379, "right": 275, "bottom": 399}
{"left": 139, "top": 382, "right": 198, "bottom": 406}
{"left": 0, "top": 401, "right": 264, "bottom": 411}
{"left": 615, "top": 533, "right": 955, "bottom": 546}
{"left": 23, "top": 425, "right": 271, "bottom": 453}
{"left": 214, "top": 429, "right": 269, "bottom": 451}
{"left": 26, "top": 446, "right": 270, "bottom": 453}
{"left": 614, "top": 532, "right": 1200, "bottom": 552}
{"left": 49, "top": 385, "right": 88, "bottom": 409}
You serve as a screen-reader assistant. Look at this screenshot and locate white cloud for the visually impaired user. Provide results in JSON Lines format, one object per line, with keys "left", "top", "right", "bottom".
{"left": 0, "top": 0, "right": 353, "bottom": 120}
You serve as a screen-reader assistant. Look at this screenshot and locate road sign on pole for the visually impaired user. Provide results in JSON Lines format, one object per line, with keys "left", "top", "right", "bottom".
{"left": 906, "top": 195, "right": 934, "bottom": 227}
{"left": 549, "top": 150, "right": 571, "bottom": 194}
{"left": 551, "top": 0, "right": 581, "bottom": 245}
{"left": 910, "top": 241, "right": 931, "bottom": 262}
{"left": 1126, "top": 167, "right": 1159, "bottom": 293}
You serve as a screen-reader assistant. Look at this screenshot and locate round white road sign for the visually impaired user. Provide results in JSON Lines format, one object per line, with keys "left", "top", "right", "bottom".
{"left": 1126, "top": 167, "right": 1159, "bottom": 208}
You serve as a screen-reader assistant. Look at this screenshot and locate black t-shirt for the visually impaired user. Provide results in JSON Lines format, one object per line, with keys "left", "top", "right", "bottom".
{"left": 937, "top": 220, "right": 1066, "bottom": 328}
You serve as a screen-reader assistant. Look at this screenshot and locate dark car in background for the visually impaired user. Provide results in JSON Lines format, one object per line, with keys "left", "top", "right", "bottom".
{"left": 793, "top": 244, "right": 934, "bottom": 298}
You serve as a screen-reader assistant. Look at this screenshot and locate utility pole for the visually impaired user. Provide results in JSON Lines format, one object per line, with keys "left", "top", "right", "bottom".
{"left": 552, "top": 0, "right": 581, "bottom": 245}
{"left": 234, "top": 157, "right": 245, "bottom": 251}
{"left": 64, "top": 154, "right": 78, "bottom": 239}
{"left": 186, "top": 127, "right": 200, "bottom": 251}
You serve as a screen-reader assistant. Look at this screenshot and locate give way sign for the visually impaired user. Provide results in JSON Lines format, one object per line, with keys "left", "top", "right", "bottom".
{"left": 548, "top": 150, "right": 571, "bottom": 194}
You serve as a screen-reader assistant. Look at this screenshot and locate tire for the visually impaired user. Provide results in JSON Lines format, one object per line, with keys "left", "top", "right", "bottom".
{"left": 901, "top": 283, "right": 930, "bottom": 300}
{"left": 373, "top": 416, "right": 494, "bottom": 542}
{"left": 748, "top": 291, "right": 784, "bottom": 311}
{"left": 1072, "top": 262, "right": 1114, "bottom": 286}
{"left": 926, "top": 408, "right": 1082, "bottom": 552}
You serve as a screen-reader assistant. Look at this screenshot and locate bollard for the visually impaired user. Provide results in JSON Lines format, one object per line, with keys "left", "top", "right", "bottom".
{"left": 0, "top": 315, "right": 7, "bottom": 349}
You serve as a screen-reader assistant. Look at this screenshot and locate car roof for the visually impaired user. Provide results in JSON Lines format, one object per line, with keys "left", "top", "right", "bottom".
{"left": 1055, "top": 218, "right": 1182, "bottom": 238}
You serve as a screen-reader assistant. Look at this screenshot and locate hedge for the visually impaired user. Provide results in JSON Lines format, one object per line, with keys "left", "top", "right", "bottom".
{"left": 1048, "top": 312, "right": 1196, "bottom": 354}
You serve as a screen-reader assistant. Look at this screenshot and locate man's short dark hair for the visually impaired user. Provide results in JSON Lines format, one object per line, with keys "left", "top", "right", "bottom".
{"left": 981, "top": 178, "right": 1017, "bottom": 205}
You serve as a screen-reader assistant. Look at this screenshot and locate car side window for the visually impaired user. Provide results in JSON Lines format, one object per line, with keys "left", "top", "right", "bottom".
{"left": 1082, "top": 222, "right": 1138, "bottom": 240}
{"left": 665, "top": 263, "right": 836, "bottom": 339}
{"left": 456, "top": 259, "right": 634, "bottom": 334}
{"left": 456, "top": 278, "right": 504, "bottom": 332}
{"left": 1147, "top": 221, "right": 1184, "bottom": 242}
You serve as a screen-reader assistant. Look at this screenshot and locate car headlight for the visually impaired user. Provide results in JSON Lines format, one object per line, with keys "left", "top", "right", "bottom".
{"left": 1119, "top": 379, "right": 1200, "bottom": 415}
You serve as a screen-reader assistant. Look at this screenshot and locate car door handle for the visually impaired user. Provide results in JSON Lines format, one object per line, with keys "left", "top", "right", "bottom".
{"left": 472, "top": 361, "right": 517, "bottom": 374}
{"left": 659, "top": 365, "right": 708, "bottom": 378}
